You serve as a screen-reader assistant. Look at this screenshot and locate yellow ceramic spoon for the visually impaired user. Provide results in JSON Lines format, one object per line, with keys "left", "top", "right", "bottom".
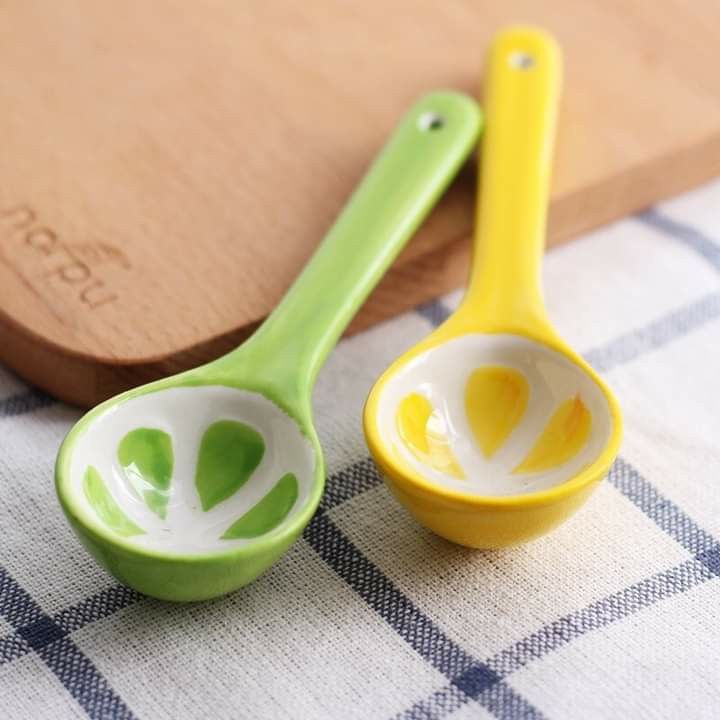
{"left": 363, "top": 27, "right": 623, "bottom": 548}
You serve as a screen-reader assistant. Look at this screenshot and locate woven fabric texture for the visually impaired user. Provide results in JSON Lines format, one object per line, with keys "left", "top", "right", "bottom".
{"left": 1, "top": 179, "right": 720, "bottom": 719}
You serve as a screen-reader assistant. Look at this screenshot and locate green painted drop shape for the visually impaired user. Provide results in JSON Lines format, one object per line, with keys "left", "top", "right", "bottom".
{"left": 195, "top": 420, "right": 265, "bottom": 511}
{"left": 118, "top": 428, "right": 174, "bottom": 519}
{"left": 222, "top": 473, "right": 298, "bottom": 539}
{"left": 83, "top": 466, "right": 145, "bottom": 537}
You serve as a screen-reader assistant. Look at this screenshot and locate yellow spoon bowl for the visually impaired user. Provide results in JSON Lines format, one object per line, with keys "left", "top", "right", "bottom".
{"left": 363, "top": 27, "right": 623, "bottom": 548}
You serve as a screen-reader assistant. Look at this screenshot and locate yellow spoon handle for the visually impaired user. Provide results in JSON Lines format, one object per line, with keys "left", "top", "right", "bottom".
{"left": 463, "top": 27, "right": 562, "bottom": 334}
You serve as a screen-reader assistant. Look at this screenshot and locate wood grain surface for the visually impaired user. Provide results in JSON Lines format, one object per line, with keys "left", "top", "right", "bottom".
{"left": 1, "top": 0, "right": 719, "bottom": 406}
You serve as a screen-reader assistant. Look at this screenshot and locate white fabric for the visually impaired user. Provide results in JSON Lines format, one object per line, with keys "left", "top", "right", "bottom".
{"left": 1, "top": 179, "right": 720, "bottom": 719}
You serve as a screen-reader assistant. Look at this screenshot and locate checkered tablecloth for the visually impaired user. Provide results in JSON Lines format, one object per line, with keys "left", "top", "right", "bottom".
{"left": 2, "top": 178, "right": 720, "bottom": 720}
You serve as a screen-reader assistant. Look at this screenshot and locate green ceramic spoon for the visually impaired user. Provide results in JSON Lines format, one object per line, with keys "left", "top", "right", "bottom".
{"left": 55, "top": 92, "right": 482, "bottom": 601}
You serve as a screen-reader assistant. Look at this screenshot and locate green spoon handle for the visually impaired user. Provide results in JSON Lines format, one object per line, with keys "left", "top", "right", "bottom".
{"left": 224, "top": 92, "right": 481, "bottom": 402}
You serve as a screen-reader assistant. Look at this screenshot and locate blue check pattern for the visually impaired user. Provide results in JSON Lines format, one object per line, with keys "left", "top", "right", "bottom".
{"left": 1, "top": 189, "right": 720, "bottom": 718}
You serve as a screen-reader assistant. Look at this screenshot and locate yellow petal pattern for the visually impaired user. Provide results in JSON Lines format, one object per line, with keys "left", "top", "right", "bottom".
{"left": 396, "top": 393, "right": 465, "bottom": 479}
{"left": 514, "top": 395, "right": 591, "bottom": 474}
{"left": 465, "top": 366, "right": 529, "bottom": 458}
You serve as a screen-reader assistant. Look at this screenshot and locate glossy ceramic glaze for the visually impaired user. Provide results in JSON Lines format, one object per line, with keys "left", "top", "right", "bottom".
{"left": 56, "top": 92, "right": 483, "bottom": 600}
{"left": 68, "top": 386, "right": 315, "bottom": 554}
{"left": 364, "top": 28, "right": 623, "bottom": 548}
{"left": 378, "top": 334, "right": 612, "bottom": 497}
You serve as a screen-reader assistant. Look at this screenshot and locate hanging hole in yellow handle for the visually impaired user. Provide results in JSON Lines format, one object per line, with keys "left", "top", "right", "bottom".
{"left": 509, "top": 51, "right": 535, "bottom": 70}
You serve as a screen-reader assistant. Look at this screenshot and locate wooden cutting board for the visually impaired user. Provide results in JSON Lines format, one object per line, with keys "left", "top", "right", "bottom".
{"left": 1, "top": 0, "right": 720, "bottom": 407}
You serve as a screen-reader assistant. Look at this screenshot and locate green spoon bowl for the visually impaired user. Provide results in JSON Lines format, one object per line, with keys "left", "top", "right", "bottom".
{"left": 55, "top": 92, "right": 482, "bottom": 601}
{"left": 55, "top": 376, "right": 325, "bottom": 602}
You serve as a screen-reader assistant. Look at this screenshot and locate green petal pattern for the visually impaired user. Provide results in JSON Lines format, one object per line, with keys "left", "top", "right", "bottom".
{"left": 83, "top": 420, "right": 298, "bottom": 541}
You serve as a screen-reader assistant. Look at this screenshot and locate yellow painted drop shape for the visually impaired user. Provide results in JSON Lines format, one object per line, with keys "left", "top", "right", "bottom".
{"left": 397, "top": 393, "right": 465, "bottom": 479}
{"left": 465, "top": 366, "right": 529, "bottom": 458}
{"left": 514, "top": 395, "right": 592, "bottom": 474}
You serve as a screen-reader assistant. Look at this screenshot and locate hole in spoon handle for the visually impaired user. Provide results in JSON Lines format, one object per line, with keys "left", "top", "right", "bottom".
{"left": 220, "top": 92, "right": 482, "bottom": 399}
{"left": 463, "top": 27, "right": 562, "bottom": 333}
